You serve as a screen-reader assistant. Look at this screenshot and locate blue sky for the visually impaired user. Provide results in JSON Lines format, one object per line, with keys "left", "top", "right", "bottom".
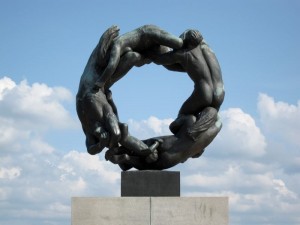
{"left": 1, "top": 1, "right": 300, "bottom": 225}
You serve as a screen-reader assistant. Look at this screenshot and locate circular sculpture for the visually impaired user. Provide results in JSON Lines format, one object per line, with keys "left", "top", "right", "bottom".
{"left": 76, "top": 25, "right": 225, "bottom": 171}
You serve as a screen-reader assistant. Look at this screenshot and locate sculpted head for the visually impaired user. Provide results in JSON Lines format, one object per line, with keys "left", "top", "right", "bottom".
{"left": 180, "top": 29, "right": 203, "bottom": 48}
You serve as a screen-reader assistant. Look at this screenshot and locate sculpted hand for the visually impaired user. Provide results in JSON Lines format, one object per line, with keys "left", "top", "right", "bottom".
{"left": 104, "top": 112, "right": 121, "bottom": 148}
{"left": 100, "top": 131, "right": 109, "bottom": 139}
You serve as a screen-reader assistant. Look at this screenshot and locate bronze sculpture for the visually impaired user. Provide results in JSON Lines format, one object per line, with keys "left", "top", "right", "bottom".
{"left": 76, "top": 25, "right": 224, "bottom": 170}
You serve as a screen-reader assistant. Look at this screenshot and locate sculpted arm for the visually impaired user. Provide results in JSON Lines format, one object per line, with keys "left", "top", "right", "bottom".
{"left": 152, "top": 51, "right": 183, "bottom": 66}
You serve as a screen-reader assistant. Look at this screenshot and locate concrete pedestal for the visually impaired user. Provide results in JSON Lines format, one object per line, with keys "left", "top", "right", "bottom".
{"left": 72, "top": 171, "right": 228, "bottom": 225}
{"left": 72, "top": 197, "right": 228, "bottom": 225}
{"left": 72, "top": 197, "right": 150, "bottom": 225}
{"left": 150, "top": 197, "right": 228, "bottom": 225}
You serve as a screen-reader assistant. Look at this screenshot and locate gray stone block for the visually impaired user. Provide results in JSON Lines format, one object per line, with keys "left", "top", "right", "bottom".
{"left": 121, "top": 170, "right": 180, "bottom": 196}
{"left": 72, "top": 197, "right": 150, "bottom": 225}
{"left": 71, "top": 197, "right": 228, "bottom": 225}
{"left": 151, "top": 197, "right": 229, "bottom": 225}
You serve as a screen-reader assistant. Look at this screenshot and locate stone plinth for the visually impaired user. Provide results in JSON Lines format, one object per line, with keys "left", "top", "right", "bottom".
{"left": 151, "top": 197, "right": 228, "bottom": 225}
{"left": 72, "top": 197, "right": 150, "bottom": 225}
{"left": 71, "top": 197, "right": 228, "bottom": 225}
{"left": 121, "top": 170, "right": 180, "bottom": 196}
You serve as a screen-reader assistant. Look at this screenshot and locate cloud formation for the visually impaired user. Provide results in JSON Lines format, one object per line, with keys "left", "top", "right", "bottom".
{"left": 128, "top": 116, "right": 173, "bottom": 139}
{"left": 181, "top": 94, "right": 300, "bottom": 225}
{"left": 0, "top": 77, "right": 74, "bottom": 130}
{"left": 126, "top": 94, "right": 300, "bottom": 225}
{"left": 0, "top": 77, "right": 119, "bottom": 225}
{"left": 0, "top": 78, "right": 299, "bottom": 225}
{"left": 212, "top": 108, "right": 267, "bottom": 158}
{"left": 258, "top": 93, "right": 300, "bottom": 147}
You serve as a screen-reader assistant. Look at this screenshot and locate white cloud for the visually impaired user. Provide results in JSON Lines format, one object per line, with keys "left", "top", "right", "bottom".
{"left": 1, "top": 79, "right": 300, "bottom": 225}
{"left": 0, "top": 167, "right": 21, "bottom": 180}
{"left": 1, "top": 148, "right": 120, "bottom": 224}
{"left": 60, "top": 150, "right": 119, "bottom": 184}
{"left": 0, "top": 76, "right": 16, "bottom": 100}
{"left": 0, "top": 77, "right": 75, "bottom": 130}
{"left": 258, "top": 93, "right": 300, "bottom": 147}
{"left": 0, "top": 187, "right": 11, "bottom": 200}
{"left": 128, "top": 116, "right": 173, "bottom": 139}
{"left": 272, "top": 179, "right": 297, "bottom": 199}
{"left": 0, "top": 117, "right": 30, "bottom": 151}
{"left": 183, "top": 163, "right": 276, "bottom": 193}
{"left": 125, "top": 112, "right": 299, "bottom": 223}
{"left": 182, "top": 162, "right": 300, "bottom": 224}
{"left": 0, "top": 77, "right": 120, "bottom": 225}
{"left": 179, "top": 95, "right": 300, "bottom": 225}
{"left": 211, "top": 108, "right": 267, "bottom": 158}
{"left": 29, "top": 139, "right": 56, "bottom": 154}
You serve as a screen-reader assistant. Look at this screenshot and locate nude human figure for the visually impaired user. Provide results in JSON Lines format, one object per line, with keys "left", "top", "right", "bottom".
{"left": 76, "top": 26, "right": 160, "bottom": 157}
{"left": 77, "top": 86, "right": 159, "bottom": 157}
{"left": 149, "top": 29, "right": 224, "bottom": 134}
{"left": 106, "top": 107, "right": 222, "bottom": 170}
{"left": 94, "top": 25, "right": 184, "bottom": 90}
{"left": 152, "top": 30, "right": 224, "bottom": 114}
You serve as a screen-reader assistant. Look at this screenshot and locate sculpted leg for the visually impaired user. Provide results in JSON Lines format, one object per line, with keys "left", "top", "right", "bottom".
{"left": 178, "top": 81, "right": 213, "bottom": 116}
{"left": 141, "top": 25, "right": 183, "bottom": 49}
{"left": 119, "top": 123, "right": 157, "bottom": 157}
